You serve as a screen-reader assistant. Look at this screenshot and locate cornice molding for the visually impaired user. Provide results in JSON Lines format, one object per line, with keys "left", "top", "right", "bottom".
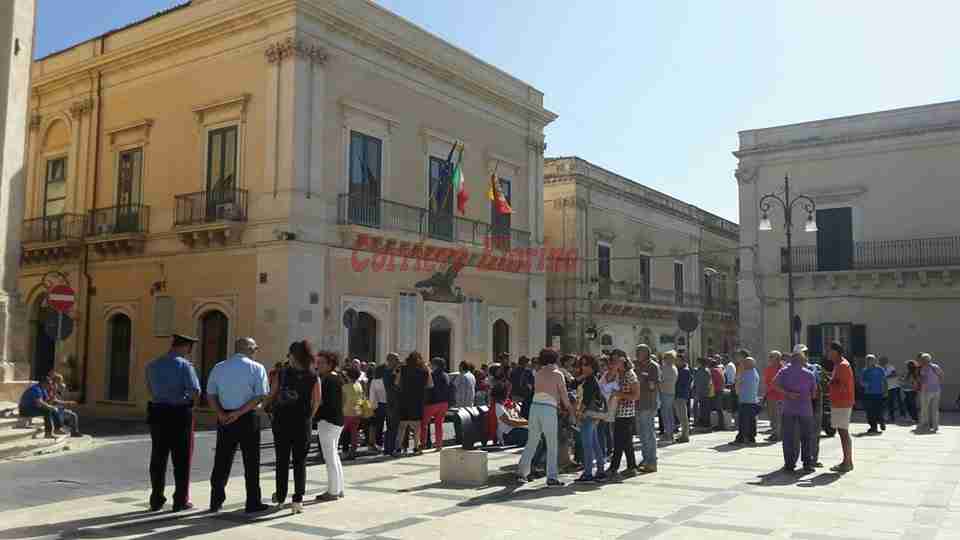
{"left": 192, "top": 93, "right": 250, "bottom": 125}
{"left": 106, "top": 119, "right": 154, "bottom": 147}
{"left": 264, "top": 36, "right": 328, "bottom": 65}
{"left": 735, "top": 121, "right": 960, "bottom": 158}
{"left": 31, "top": 1, "right": 293, "bottom": 95}
{"left": 340, "top": 98, "right": 400, "bottom": 131}
{"left": 544, "top": 161, "right": 740, "bottom": 241}
{"left": 301, "top": 3, "right": 557, "bottom": 128}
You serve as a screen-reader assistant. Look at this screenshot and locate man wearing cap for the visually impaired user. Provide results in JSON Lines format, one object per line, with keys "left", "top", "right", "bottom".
{"left": 207, "top": 337, "right": 271, "bottom": 514}
{"left": 145, "top": 334, "right": 201, "bottom": 512}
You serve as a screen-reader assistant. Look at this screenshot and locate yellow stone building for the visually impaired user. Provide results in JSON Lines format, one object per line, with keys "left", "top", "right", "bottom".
{"left": 543, "top": 157, "right": 740, "bottom": 358}
{"left": 15, "top": 0, "right": 555, "bottom": 417}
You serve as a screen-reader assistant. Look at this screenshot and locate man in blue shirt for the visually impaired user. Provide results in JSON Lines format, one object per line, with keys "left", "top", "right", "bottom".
{"left": 674, "top": 353, "right": 693, "bottom": 443}
{"left": 860, "top": 354, "right": 887, "bottom": 434}
{"left": 145, "top": 333, "right": 201, "bottom": 512}
{"left": 207, "top": 337, "right": 270, "bottom": 514}
{"left": 733, "top": 356, "right": 761, "bottom": 445}
{"left": 18, "top": 378, "right": 60, "bottom": 438}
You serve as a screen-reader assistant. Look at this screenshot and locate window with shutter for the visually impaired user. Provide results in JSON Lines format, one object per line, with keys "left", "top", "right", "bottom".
{"left": 851, "top": 324, "right": 867, "bottom": 358}
{"left": 816, "top": 208, "right": 854, "bottom": 271}
{"left": 807, "top": 325, "right": 823, "bottom": 356}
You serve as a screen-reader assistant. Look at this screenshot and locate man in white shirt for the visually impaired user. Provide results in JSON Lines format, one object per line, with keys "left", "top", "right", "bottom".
{"left": 879, "top": 356, "right": 903, "bottom": 423}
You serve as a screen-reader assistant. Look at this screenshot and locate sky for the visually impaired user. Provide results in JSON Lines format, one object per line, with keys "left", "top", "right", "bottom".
{"left": 33, "top": 1, "right": 960, "bottom": 223}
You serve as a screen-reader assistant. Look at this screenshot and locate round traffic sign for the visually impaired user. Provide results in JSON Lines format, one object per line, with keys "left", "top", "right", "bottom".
{"left": 48, "top": 285, "right": 76, "bottom": 314}
{"left": 43, "top": 312, "right": 74, "bottom": 341}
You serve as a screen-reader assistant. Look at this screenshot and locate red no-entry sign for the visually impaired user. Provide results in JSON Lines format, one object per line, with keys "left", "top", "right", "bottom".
{"left": 48, "top": 285, "right": 76, "bottom": 314}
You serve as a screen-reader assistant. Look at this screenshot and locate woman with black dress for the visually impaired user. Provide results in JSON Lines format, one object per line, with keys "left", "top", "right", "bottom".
{"left": 314, "top": 351, "right": 345, "bottom": 502}
{"left": 394, "top": 352, "right": 432, "bottom": 456}
{"left": 267, "top": 340, "right": 320, "bottom": 514}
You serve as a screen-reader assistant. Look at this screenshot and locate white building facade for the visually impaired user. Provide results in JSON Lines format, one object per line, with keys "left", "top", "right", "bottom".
{"left": 736, "top": 100, "right": 960, "bottom": 401}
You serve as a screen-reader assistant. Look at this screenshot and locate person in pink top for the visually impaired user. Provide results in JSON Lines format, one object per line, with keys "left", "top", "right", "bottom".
{"left": 917, "top": 353, "right": 944, "bottom": 433}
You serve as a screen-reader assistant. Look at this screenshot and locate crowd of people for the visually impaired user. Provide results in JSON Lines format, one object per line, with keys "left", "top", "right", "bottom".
{"left": 28, "top": 329, "right": 943, "bottom": 516}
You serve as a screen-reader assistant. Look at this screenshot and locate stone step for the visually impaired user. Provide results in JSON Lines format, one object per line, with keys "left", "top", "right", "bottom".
{"left": 0, "top": 433, "right": 93, "bottom": 461}
{"left": 0, "top": 426, "right": 42, "bottom": 445}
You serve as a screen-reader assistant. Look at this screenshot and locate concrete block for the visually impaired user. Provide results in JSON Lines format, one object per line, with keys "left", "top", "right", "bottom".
{"left": 439, "top": 448, "right": 488, "bottom": 486}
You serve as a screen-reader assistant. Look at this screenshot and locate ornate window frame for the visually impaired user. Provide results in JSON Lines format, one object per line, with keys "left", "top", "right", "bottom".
{"left": 193, "top": 94, "right": 249, "bottom": 191}
{"left": 340, "top": 99, "right": 397, "bottom": 200}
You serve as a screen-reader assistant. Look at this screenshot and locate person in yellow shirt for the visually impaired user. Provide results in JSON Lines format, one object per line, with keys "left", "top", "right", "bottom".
{"left": 341, "top": 367, "right": 364, "bottom": 460}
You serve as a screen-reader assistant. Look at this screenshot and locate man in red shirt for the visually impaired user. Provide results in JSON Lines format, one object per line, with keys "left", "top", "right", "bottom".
{"left": 710, "top": 359, "right": 728, "bottom": 430}
{"left": 763, "top": 351, "right": 785, "bottom": 442}
{"left": 827, "top": 341, "right": 855, "bottom": 473}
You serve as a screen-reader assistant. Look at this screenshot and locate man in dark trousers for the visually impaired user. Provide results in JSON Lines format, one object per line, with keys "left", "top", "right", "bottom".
{"left": 207, "top": 337, "right": 270, "bottom": 514}
{"left": 382, "top": 352, "right": 401, "bottom": 455}
{"left": 145, "top": 334, "right": 201, "bottom": 512}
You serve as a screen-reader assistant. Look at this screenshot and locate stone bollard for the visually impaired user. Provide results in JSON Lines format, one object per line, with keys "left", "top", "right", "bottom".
{"left": 439, "top": 447, "right": 488, "bottom": 487}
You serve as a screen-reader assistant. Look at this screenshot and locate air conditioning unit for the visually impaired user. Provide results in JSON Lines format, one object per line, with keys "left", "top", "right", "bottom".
{"left": 96, "top": 223, "right": 114, "bottom": 236}
{"left": 215, "top": 203, "right": 236, "bottom": 220}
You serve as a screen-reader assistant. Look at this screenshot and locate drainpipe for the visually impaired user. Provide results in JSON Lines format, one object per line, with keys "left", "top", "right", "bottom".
{"left": 79, "top": 39, "right": 104, "bottom": 404}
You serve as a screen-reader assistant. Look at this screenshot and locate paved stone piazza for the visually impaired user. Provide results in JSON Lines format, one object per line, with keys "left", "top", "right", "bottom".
{"left": 2, "top": 414, "right": 959, "bottom": 540}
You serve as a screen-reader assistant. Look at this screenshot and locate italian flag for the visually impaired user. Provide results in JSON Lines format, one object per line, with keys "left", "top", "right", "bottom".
{"left": 453, "top": 146, "right": 469, "bottom": 215}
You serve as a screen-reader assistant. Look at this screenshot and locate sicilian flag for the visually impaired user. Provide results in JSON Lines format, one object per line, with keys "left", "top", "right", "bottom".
{"left": 488, "top": 173, "right": 513, "bottom": 215}
{"left": 452, "top": 145, "right": 469, "bottom": 215}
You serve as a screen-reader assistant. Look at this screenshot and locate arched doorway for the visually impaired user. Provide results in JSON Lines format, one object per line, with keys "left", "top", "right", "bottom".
{"left": 107, "top": 314, "right": 132, "bottom": 401}
{"left": 348, "top": 312, "right": 377, "bottom": 364}
{"left": 30, "top": 294, "right": 56, "bottom": 381}
{"left": 199, "top": 310, "right": 229, "bottom": 392}
{"left": 429, "top": 316, "right": 452, "bottom": 371}
{"left": 492, "top": 319, "right": 510, "bottom": 362}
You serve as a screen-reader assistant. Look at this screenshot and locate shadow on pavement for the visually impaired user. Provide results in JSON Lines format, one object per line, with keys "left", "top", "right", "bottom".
{"left": 9, "top": 505, "right": 289, "bottom": 540}
{"left": 797, "top": 472, "right": 843, "bottom": 487}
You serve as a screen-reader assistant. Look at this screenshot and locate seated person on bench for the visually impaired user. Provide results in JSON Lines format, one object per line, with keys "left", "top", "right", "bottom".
{"left": 18, "top": 378, "right": 62, "bottom": 438}
{"left": 494, "top": 384, "right": 529, "bottom": 446}
{"left": 49, "top": 373, "right": 81, "bottom": 437}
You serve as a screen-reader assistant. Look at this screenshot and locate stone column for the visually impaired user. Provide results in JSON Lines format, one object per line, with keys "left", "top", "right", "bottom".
{"left": 0, "top": 0, "right": 36, "bottom": 381}
{"left": 526, "top": 136, "right": 547, "bottom": 356}
{"left": 735, "top": 162, "right": 764, "bottom": 355}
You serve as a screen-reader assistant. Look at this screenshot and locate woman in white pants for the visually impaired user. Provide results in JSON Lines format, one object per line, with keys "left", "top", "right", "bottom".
{"left": 314, "top": 351, "right": 345, "bottom": 502}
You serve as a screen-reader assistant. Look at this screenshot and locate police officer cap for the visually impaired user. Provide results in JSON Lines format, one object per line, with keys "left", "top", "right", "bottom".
{"left": 172, "top": 334, "right": 199, "bottom": 347}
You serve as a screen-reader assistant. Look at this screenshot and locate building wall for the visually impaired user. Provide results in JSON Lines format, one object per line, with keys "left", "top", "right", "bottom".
{"left": 544, "top": 157, "right": 739, "bottom": 358}
{"left": 0, "top": 0, "right": 36, "bottom": 371}
{"left": 736, "top": 100, "right": 960, "bottom": 400}
{"left": 17, "top": 0, "right": 554, "bottom": 417}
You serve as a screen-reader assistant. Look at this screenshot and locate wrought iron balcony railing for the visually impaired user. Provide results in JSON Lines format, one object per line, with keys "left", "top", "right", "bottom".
{"left": 337, "top": 193, "right": 531, "bottom": 249}
{"left": 785, "top": 234, "right": 960, "bottom": 272}
{"left": 89, "top": 204, "right": 150, "bottom": 236}
{"left": 22, "top": 214, "right": 87, "bottom": 244}
{"left": 174, "top": 189, "right": 248, "bottom": 227}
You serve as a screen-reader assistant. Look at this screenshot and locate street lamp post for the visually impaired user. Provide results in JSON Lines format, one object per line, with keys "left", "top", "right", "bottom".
{"left": 759, "top": 174, "right": 818, "bottom": 350}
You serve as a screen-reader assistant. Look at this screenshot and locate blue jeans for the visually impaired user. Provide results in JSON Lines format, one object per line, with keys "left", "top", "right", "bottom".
{"left": 660, "top": 393, "right": 675, "bottom": 437}
{"left": 519, "top": 402, "right": 558, "bottom": 480}
{"left": 597, "top": 421, "right": 610, "bottom": 459}
{"left": 636, "top": 409, "right": 657, "bottom": 466}
{"left": 579, "top": 417, "right": 602, "bottom": 477}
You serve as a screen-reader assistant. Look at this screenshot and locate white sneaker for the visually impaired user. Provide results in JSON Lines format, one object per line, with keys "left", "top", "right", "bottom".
{"left": 291, "top": 502, "right": 303, "bottom": 514}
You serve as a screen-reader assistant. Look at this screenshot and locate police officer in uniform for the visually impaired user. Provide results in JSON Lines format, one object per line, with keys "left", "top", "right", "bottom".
{"left": 145, "top": 333, "right": 201, "bottom": 512}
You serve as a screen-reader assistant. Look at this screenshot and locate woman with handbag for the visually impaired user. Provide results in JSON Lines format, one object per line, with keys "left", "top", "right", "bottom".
{"left": 576, "top": 354, "right": 606, "bottom": 483}
{"left": 266, "top": 340, "right": 320, "bottom": 514}
{"left": 341, "top": 367, "right": 364, "bottom": 460}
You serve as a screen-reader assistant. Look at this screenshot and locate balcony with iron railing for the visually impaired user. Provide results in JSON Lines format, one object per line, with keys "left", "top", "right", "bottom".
{"left": 21, "top": 213, "right": 87, "bottom": 263}
{"left": 784, "top": 235, "right": 960, "bottom": 273}
{"left": 173, "top": 188, "right": 248, "bottom": 246}
{"left": 87, "top": 204, "right": 150, "bottom": 254}
{"left": 337, "top": 193, "right": 531, "bottom": 251}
